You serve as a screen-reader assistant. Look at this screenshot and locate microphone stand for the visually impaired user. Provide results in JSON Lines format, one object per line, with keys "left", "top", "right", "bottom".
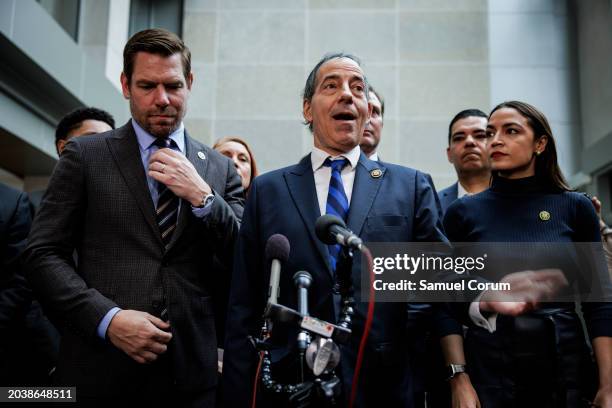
{"left": 335, "top": 246, "right": 356, "bottom": 331}
{"left": 252, "top": 251, "right": 356, "bottom": 407}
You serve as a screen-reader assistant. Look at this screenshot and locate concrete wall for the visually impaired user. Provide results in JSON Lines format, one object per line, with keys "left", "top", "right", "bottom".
{"left": 182, "top": 0, "right": 491, "bottom": 189}
{"left": 488, "top": 0, "right": 582, "bottom": 183}
{"left": 574, "top": 0, "right": 612, "bottom": 175}
{"left": 2, "top": 0, "right": 608, "bottom": 198}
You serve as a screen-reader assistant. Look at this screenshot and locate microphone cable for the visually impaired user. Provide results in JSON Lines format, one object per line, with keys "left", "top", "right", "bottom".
{"left": 349, "top": 245, "right": 376, "bottom": 408}
{"left": 251, "top": 349, "right": 265, "bottom": 408}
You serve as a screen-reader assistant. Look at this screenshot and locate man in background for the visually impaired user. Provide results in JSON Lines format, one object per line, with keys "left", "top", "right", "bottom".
{"left": 359, "top": 84, "right": 384, "bottom": 161}
{"left": 438, "top": 109, "right": 490, "bottom": 212}
{"left": 30, "top": 107, "right": 116, "bottom": 211}
{"left": 54, "top": 107, "right": 115, "bottom": 155}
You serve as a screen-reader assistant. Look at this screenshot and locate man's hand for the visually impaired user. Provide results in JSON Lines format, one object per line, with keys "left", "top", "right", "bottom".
{"left": 450, "top": 373, "right": 481, "bottom": 408}
{"left": 148, "top": 148, "right": 212, "bottom": 206}
{"left": 480, "top": 269, "right": 568, "bottom": 316}
{"left": 107, "top": 309, "right": 172, "bottom": 364}
{"left": 594, "top": 385, "right": 612, "bottom": 408}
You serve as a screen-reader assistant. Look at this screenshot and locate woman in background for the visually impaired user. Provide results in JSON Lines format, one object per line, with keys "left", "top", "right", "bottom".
{"left": 214, "top": 137, "right": 258, "bottom": 196}
{"left": 443, "top": 101, "right": 612, "bottom": 407}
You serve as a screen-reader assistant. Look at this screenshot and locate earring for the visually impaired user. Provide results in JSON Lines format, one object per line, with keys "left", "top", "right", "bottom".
{"left": 535, "top": 151, "right": 541, "bottom": 156}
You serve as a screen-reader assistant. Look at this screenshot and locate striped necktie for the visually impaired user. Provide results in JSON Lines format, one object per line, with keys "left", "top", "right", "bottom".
{"left": 323, "top": 157, "right": 349, "bottom": 271}
{"left": 153, "top": 138, "right": 179, "bottom": 248}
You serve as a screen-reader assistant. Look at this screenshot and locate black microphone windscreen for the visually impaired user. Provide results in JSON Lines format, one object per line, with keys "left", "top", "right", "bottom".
{"left": 265, "top": 234, "right": 290, "bottom": 262}
{"left": 315, "top": 214, "right": 346, "bottom": 245}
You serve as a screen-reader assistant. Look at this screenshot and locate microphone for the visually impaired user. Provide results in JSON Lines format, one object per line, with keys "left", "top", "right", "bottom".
{"left": 265, "top": 234, "right": 290, "bottom": 305}
{"left": 294, "top": 271, "right": 313, "bottom": 371}
{"left": 315, "top": 214, "right": 363, "bottom": 250}
{"left": 294, "top": 271, "right": 312, "bottom": 316}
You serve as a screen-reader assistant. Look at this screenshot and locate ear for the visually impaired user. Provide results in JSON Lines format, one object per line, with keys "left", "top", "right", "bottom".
{"left": 120, "top": 72, "right": 130, "bottom": 99}
{"left": 303, "top": 99, "right": 312, "bottom": 126}
{"left": 446, "top": 147, "right": 453, "bottom": 164}
{"left": 535, "top": 135, "right": 548, "bottom": 154}
{"left": 57, "top": 139, "right": 66, "bottom": 155}
{"left": 367, "top": 99, "right": 373, "bottom": 121}
{"left": 187, "top": 71, "right": 194, "bottom": 90}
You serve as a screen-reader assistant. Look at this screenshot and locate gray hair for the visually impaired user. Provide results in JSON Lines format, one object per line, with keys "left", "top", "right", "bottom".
{"left": 302, "top": 52, "right": 369, "bottom": 131}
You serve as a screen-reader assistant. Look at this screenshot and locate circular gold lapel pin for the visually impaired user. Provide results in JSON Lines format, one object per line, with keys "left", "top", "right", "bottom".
{"left": 539, "top": 210, "right": 551, "bottom": 221}
{"left": 370, "top": 169, "right": 382, "bottom": 178}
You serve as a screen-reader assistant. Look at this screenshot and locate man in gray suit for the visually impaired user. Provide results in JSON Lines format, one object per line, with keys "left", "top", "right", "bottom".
{"left": 25, "top": 29, "right": 243, "bottom": 406}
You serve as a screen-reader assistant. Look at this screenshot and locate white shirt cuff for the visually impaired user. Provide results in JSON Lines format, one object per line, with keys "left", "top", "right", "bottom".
{"left": 469, "top": 292, "right": 498, "bottom": 333}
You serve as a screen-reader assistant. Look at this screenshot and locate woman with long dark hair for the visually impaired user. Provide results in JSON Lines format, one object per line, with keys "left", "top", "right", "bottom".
{"left": 443, "top": 101, "right": 612, "bottom": 407}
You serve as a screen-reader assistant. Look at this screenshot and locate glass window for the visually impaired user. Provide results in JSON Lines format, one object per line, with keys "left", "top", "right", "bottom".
{"left": 129, "top": 0, "right": 184, "bottom": 38}
{"left": 37, "top": 0, "right": 80, "bottom": 41}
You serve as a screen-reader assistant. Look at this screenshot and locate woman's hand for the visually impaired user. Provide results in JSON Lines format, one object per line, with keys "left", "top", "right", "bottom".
{"left": 450, "top": 373, "right": 481, "bottom": 408}
{"left": 593, "top": 384, "right": 612, "bottom": 408}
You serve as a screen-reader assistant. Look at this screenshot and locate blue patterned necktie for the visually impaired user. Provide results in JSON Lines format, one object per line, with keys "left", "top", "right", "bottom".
{"left": 153, "top": 138, "right": 179, "bottom": 249}
{"left": 323, "top": 157, "right": 349, "bottom": 271}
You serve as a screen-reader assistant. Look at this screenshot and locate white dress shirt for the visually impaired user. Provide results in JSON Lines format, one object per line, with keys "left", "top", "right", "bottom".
{"left": 311, "top": 145, "right": 361, "bottom": 217}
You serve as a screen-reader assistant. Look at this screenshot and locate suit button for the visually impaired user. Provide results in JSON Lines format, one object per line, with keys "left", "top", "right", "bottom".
{"left": 332, "top": 283, "right": 341, "bottom": 294}
{"left": 152, "top": 301, "right": 160, "bottom": 308}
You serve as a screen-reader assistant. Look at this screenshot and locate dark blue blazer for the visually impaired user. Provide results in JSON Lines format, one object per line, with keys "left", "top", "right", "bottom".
{"left": 222, "top": 152, "right": 447, "bottom": 407}
{"left": 438, "top": 182, "right": 458, "bottom": 214}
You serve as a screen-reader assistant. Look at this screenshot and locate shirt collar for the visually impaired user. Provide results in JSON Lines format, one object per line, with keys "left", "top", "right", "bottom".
{"left": 311, "top": 145, "right": 361, "bottom": 172}
{"left": 132, "top": 118, "right": 185, "bottom": 153}
{"left": 369, "top": 152, "right": 379, "bottom": 162}
{"left": 457, "top": 182, "right": 469, "bottom": 198}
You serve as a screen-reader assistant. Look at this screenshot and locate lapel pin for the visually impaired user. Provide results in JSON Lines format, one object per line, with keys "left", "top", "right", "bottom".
{"left": 539, "top": 210, "right": 551, "bottom": 221}
{"left": 370, "top": 169, "right": 382, "bottom": 178}
{"left": 197, "top": 151, "right": 206, "bottom": 160}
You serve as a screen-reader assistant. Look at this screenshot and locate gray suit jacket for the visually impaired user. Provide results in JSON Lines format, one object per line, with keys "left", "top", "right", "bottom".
{"left": 25, "top": 122, "right": 244, "bottom": 396}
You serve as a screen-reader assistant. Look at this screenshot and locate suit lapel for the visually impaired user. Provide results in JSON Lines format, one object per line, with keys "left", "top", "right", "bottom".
{"left": 166, "top": 132, "right": 209, "bottom": 250}
{"left": 284, "top": 154, "right": 333, "bottom": 276}
{"left": 346, "top": 153, "right": 385, "bottom": 236}
{"left": 106, "top": 122, "right": 164, "bottom": 249}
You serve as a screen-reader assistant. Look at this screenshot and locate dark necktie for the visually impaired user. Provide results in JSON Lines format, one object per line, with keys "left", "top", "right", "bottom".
{"left": 323, "top": 157, "right": 349, "bottom": 271}
{"left": 153, "top": 138, "right": 179, "bottom": 249}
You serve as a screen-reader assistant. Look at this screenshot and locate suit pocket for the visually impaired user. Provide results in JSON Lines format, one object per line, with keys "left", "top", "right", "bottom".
{"left": 366, "top": 215, "right": 409, "bottom": 228}
{"left": 365, "top": 215, "right": 410, "bottom": 241}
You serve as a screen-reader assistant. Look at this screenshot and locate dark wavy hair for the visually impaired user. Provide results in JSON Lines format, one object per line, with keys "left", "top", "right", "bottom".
{"left": 490, "top": 101, "right": 570, "bottom": 191}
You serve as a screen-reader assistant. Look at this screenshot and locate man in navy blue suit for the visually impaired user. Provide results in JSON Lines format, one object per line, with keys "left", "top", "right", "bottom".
{"left": 438, "top": 109, "right": 490, "bottom": 213}
{"left": 222, "top": 53, "right": 447, "bottom": 407}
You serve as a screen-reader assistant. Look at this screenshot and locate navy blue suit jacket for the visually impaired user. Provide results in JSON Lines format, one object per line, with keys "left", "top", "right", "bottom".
{"left": 222, "top": 152, "right": 447, "bottom": 407}
{"left": 438, "top": 182, "right": 458, "bottom": 214}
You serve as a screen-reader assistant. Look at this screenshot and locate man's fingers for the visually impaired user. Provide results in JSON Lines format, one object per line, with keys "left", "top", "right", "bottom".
{"left": 146, "top": 313, "right": 170, "bottom": 329}
{"left": 146, "top": 342, "right": 168, "bottom": 354}
{"left": 139, "top": 350, "right": 159, "bottom": 363}
{"left": 152, "top": 329, "right": 172, "bottom": 343}
{"left": 150, "top": 148, "right": 179, "bottom": 163}
{"left": 148, "top": 161, "right": 166, "bottom": 173}
{"left": 148, "top": 170, "right": 171, "bottom": 185}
